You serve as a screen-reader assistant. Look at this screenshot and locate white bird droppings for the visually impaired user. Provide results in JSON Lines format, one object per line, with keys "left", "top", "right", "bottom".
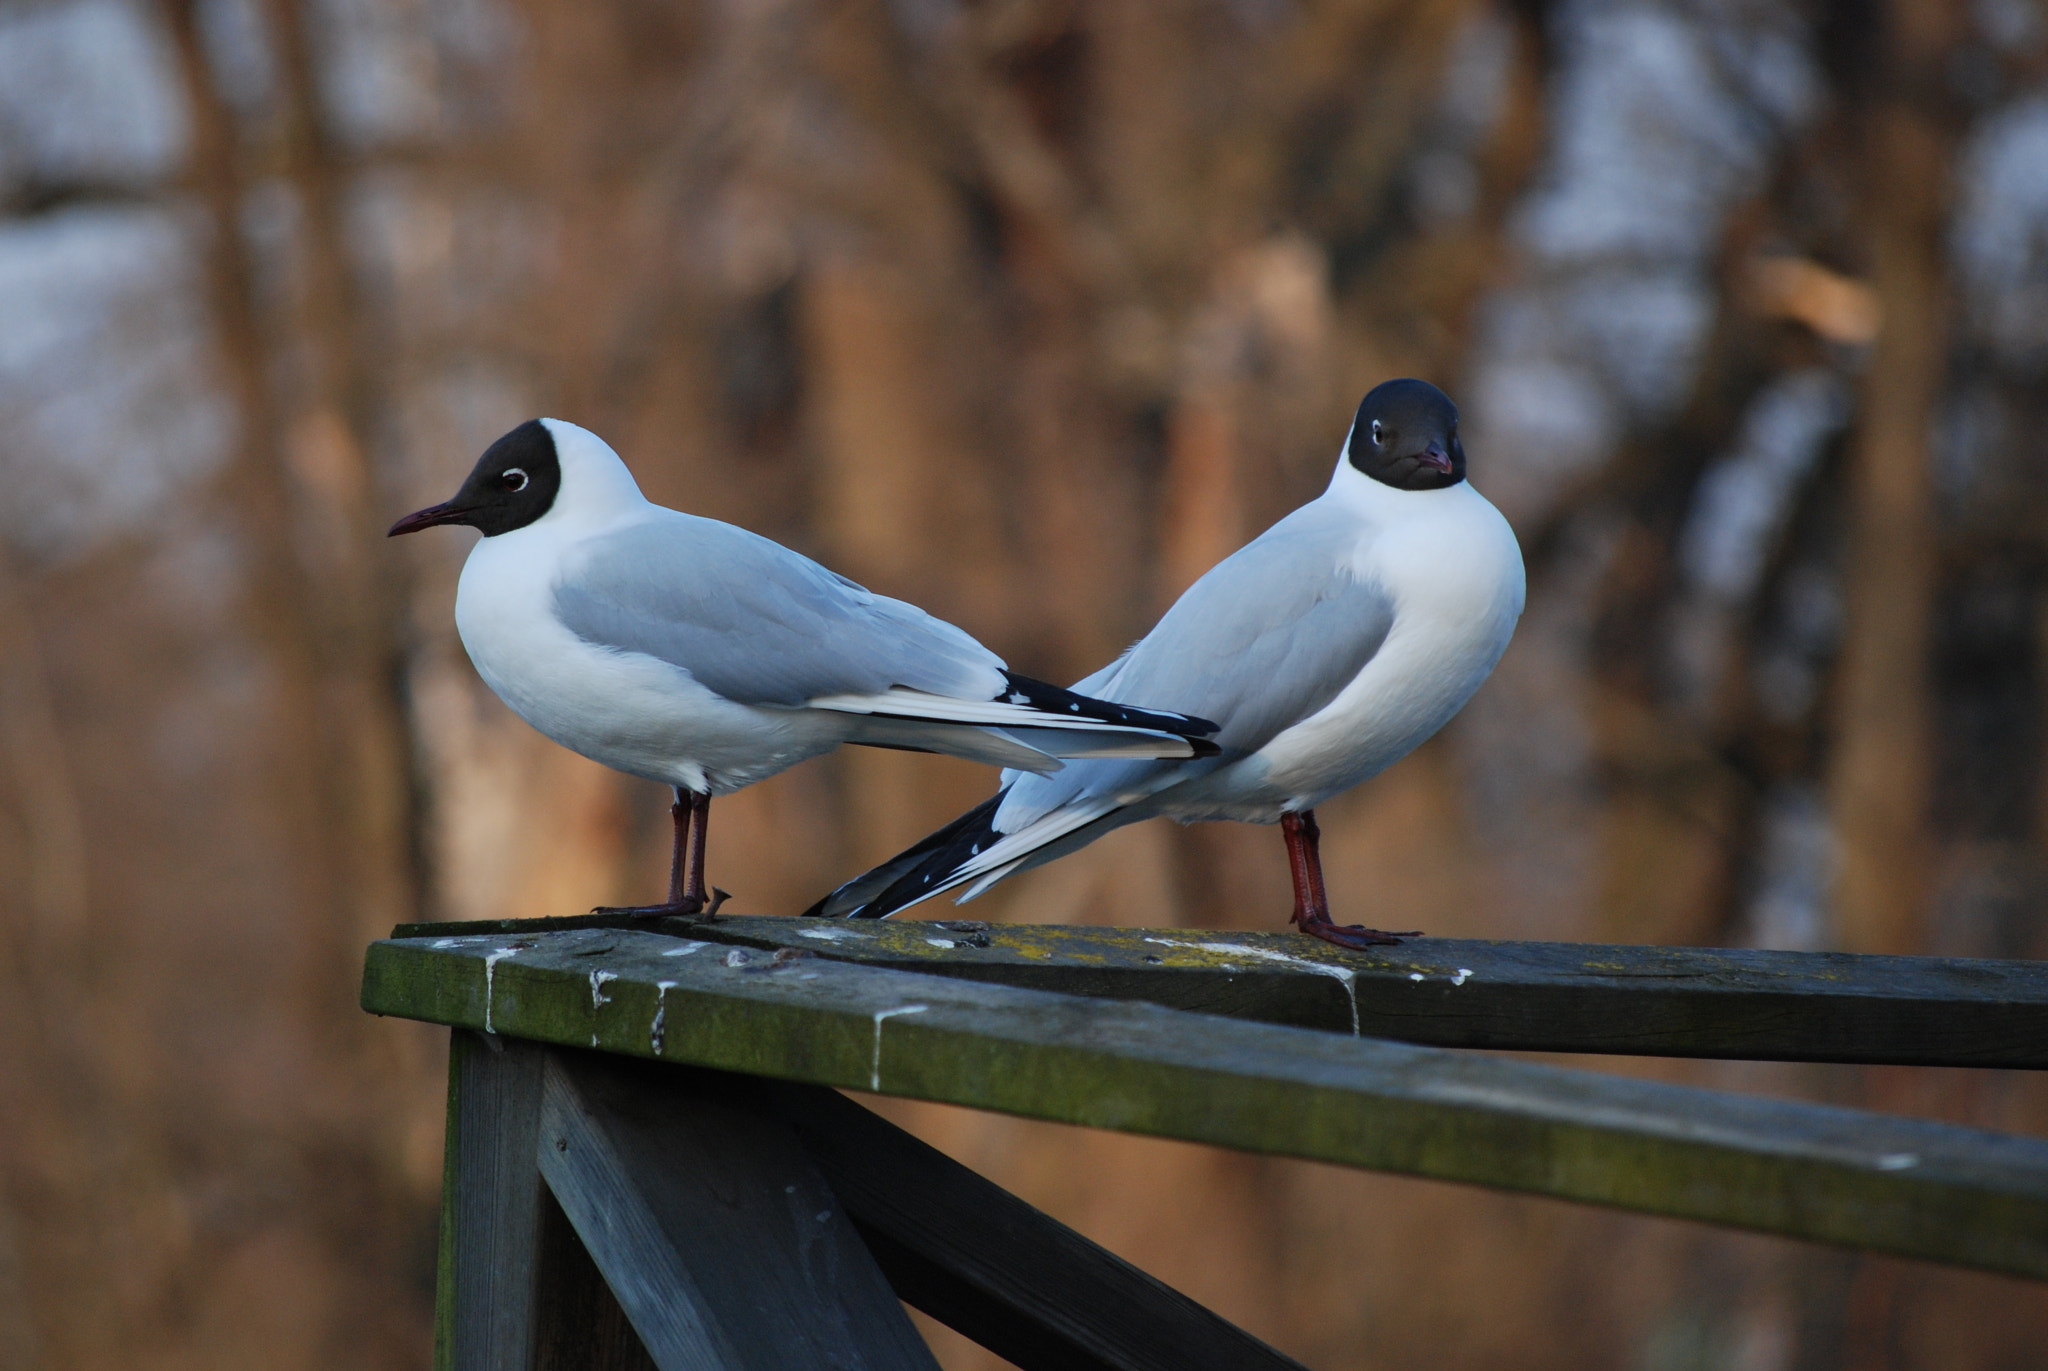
{"left": 662, "top": 940, "right": 709, "bottom": 957}
{"left": 926, "top": 938, "right": 955, "bottom": 948}
{"left": 725, "top": 949, "right": 750, "bottom": 968}
{"left": 589, "top": 971, "right": 619, "bottom": 1046}
{"left": 1408, "top": 972, "right": 1425, "bottom": 982}
{"left": 481, "top": 947, "right": 521, "bottom": 1033}
{"left": 650, "top": 980, "right": 677, "bottom": 1053}
{"left": 1330, "top": 970, "right": 1360, "bottom": 1033}
{"left": 1875, "top": 1153, "right": 1921, "bottom": 1171}
{"left": 870, "top": 1004, "right": 929, "bottom": 1090}
{"left": 1145, "top": 937, "right": 1362, "bottom": 1033}
{"left": 1452, "top": 968, "right": 1473, "bottom": 986}
{"left": 798, "top": 927, "right": 858, "bottom": 942}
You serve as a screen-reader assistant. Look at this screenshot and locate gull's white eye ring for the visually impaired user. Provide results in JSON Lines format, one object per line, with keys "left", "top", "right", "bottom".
{"left": 1370, "top": 420, "right": 1383, "bottom": 446}
{"left": 501, "top": 467, "right": 529, "bottom": 492}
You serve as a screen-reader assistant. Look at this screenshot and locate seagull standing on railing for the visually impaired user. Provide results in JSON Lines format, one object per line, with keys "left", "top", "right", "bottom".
{"left": 389, "top": 418, "right": 1218, "bottom": 917}
{"left": 808, "top": 379, "right": 1525, "bottom": 949}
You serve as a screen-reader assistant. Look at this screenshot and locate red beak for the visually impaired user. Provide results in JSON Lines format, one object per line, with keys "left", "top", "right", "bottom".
{"left": 1419, "top": 442, "right": 1454, "bottom": 474}
{"left": 388, "top": 502, "right": 473, "bottom": 537}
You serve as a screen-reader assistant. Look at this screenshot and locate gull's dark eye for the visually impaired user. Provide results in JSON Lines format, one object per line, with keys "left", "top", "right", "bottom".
{"left": 501, "top": 467, "right": 529, "bottom": 492}
{"left": 1370, "top": 420, "right": 1384, "bottom": 447}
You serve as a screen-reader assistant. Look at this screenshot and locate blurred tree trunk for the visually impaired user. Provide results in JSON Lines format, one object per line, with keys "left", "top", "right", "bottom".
{"left": 161, "top": 0, "right": 345, "bottom": 931}
{"left": 166, "top": 0, "right": 424, "bottom": 998}
{"left": 1827, "top": 0, "right": 1954, "bottom": 957}
{"left": 259, "top": 0, "right": 427, "bottom": 978}
{"left": 159, "top": 7, "right": 441, "bottom": 1359}
{"left": 1828, "top": 3, "right": 1965, "bottom": 1365}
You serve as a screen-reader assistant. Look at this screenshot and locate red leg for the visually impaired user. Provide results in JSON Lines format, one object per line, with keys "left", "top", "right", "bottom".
{"left": 1281, "top": 809, "right": 1416, "bottom": 950}
{"left": 667, "top": 787, "right": 694, "bottom": 906}
{"left": 679, "top": 790, "right": 729, "bottom": 913}
{"left": 596, "top": 787, "right": 730, "bottom": 918}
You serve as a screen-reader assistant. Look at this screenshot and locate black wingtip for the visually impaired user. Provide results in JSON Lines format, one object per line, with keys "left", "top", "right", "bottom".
{"left": 998, "top": 671, "right": 1217, "bottom": 739}
{"left": 805, "top": 792, "right": 1009, "bottom": 920}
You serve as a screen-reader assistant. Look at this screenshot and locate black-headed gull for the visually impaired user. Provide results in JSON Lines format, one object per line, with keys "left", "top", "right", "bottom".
{"left": 390, "top": 419, "right": 1217, "bottom": 916}
{"left": 808, "top": 379, "right": 1524, "bottom": 949}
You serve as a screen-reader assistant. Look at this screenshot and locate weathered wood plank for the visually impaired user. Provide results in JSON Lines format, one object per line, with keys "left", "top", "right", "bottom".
{"left": 389, "top": 915, "right": 2048, "bottom": 1069}
{"left": 366, "top": 928, "right": 2048, "bottom": 1280}
{"left": 749, "top": 1077, "right": 1308, "bottom": 1371}
{"left": 536, "top": 1046, "right": 939, "bottom": 1370}
{"left": 439, "top": 1031, "right": 548, "bottom": 1371}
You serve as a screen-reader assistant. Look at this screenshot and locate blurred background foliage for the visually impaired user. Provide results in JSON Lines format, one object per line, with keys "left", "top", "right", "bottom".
{"left": 1, "top": 0, "right": 2046, "bottom": 1365}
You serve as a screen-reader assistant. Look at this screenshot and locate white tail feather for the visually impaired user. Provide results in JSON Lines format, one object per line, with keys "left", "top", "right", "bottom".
{"left": 808, "top": 687, "right": 1205, "bottom": 758}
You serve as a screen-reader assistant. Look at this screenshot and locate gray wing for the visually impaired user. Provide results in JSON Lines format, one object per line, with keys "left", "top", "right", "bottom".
{"left": 1097, "top": 501, "right": 1393, "bottom": 753}
{"left": 552, "top": 512, "right": 1006, "bottom": 706}
{"left": 997, "top": 501, "right": 1393, "bottom": 827}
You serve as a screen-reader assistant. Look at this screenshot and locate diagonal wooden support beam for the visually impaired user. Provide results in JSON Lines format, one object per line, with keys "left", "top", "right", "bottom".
{"left": 529, "top": 1183, "right": 660, "bottom": 1371}
{"left": 750, "top": 1078, "right": 1308, "bottom": 1371}
{"left": 535, "top": 1048, "right": 939, "bottom": 1371}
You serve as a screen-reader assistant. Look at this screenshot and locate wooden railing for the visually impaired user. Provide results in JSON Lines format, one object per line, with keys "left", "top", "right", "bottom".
{"left": 361, "top": 914, "right": 2048, "bottom": 1370}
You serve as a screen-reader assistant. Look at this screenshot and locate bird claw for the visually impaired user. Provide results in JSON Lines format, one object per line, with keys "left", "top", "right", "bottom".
{"left": 592, "top": 886, "right": 733, "bottom": 920}
{"left": 1292, "top": 913, "right": 1417, "bottom": 950}
{"left": 592, "top": 900, "right": 709, "bottom": 920}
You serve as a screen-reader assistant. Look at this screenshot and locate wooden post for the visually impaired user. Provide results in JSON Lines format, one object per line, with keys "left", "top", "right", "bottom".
{"left": 438, "top": 1032, "right": 549, "bottom": 1371}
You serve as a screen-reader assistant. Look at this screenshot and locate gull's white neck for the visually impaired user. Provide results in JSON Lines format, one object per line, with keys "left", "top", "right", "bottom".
{"left": 1320, "top": 452, "right": 1461, "bottom": 521}
{"left": 528, "top": 417, "right": 653, "bottom": 540}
